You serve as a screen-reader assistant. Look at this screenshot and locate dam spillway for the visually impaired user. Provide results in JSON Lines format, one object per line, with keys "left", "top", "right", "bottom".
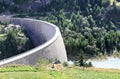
{"left": 0, "top": 16, "right": 67, "bottom": 66}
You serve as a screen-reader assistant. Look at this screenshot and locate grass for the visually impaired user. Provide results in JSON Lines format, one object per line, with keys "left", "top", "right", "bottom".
{"left": 0, "top": 65, "right": 34, "bottom": 72}
{"left": 0, "top": 65, "right": 120, "bottom": 79}
{"left": 0, "top": 34, "right": 6, "bottom": 37}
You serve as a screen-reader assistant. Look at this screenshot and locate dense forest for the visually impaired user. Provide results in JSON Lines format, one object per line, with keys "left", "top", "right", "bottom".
{"left": 38, "top": 0, "right": 120, "bottom": 59}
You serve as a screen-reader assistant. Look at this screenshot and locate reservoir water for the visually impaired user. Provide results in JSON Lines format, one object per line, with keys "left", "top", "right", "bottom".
{"left": 88, "top": 57, "right": 120, "bottom": 69}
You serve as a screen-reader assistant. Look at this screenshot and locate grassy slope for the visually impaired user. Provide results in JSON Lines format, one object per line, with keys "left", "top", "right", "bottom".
{"left": 0, "top": 65, "right": 120, "bottom": 79}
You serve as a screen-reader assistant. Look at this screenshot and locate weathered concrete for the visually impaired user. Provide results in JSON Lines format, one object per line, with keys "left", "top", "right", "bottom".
{"left": 0, "top": 16, "right": 67, "bottom": 66}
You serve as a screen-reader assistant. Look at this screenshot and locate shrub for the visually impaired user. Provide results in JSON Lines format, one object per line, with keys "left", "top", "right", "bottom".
{"left": 85, "top": 62, "right": 93, "bottom": 67}
{"left": 88, "top": 62, "right": 92, "bottom": 67}
{"left": 54, "top": 58, "right": 61, "bottom": 64}
{"left": 63, "top": 62, "right": 68, "bottom": 67}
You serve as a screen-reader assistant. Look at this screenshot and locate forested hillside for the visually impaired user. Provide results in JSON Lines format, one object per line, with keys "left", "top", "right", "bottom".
{"left": 38, "top": 0, "right": 120, "bottom": 59}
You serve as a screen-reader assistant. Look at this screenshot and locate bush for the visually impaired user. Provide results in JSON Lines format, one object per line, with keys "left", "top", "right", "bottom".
{"left": 88, "top": 62, "right": 92, "bottom": 67}
{"left": 63, "top": 62, "right": 68, "bottom": 67}
{"left": 54, "top": 58, "right": 61, "bottom": 64}
{"left": 85, "top": 62, "right": 93, "bottom": 67}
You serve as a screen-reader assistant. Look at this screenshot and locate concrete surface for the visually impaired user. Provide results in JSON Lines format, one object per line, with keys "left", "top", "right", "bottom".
{"left": 0, "top": 16, "right": 67, "bottom": 66}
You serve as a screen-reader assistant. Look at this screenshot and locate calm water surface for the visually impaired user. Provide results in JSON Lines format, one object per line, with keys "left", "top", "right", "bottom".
{"left": 88, "top": 57, "right": 120, "bottom": 69}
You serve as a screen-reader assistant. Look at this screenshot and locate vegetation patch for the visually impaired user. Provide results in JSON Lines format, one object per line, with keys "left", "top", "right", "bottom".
{"left": 0, "top": 23, "right": 33, "bottom": 60}
{"left": 0, "top": 65, "right": 120, "bottom": 79}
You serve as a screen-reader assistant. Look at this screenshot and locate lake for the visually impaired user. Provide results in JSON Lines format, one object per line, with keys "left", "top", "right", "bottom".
{"left": 88, "top": 57, "right": 120, "bottom": 69}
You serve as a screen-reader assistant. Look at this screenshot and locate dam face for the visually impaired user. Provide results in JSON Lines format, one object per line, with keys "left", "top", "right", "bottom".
{"left": 0, "top": 16, "right": 67, "bottom": 66}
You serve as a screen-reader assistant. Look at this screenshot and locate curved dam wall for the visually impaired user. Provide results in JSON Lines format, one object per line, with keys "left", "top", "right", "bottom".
{"left": 0, "top": 16, "right": 67, "bottom": 66}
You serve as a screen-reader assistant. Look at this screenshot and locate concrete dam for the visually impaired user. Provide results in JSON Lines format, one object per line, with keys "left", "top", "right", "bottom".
{"left": 0, "top": 16, "right": 67, "bottom": 66}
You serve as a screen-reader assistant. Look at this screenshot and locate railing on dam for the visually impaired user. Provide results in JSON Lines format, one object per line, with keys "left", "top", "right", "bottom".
{"left": 0, "top": 16, "right": 67, "bottom": 66}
